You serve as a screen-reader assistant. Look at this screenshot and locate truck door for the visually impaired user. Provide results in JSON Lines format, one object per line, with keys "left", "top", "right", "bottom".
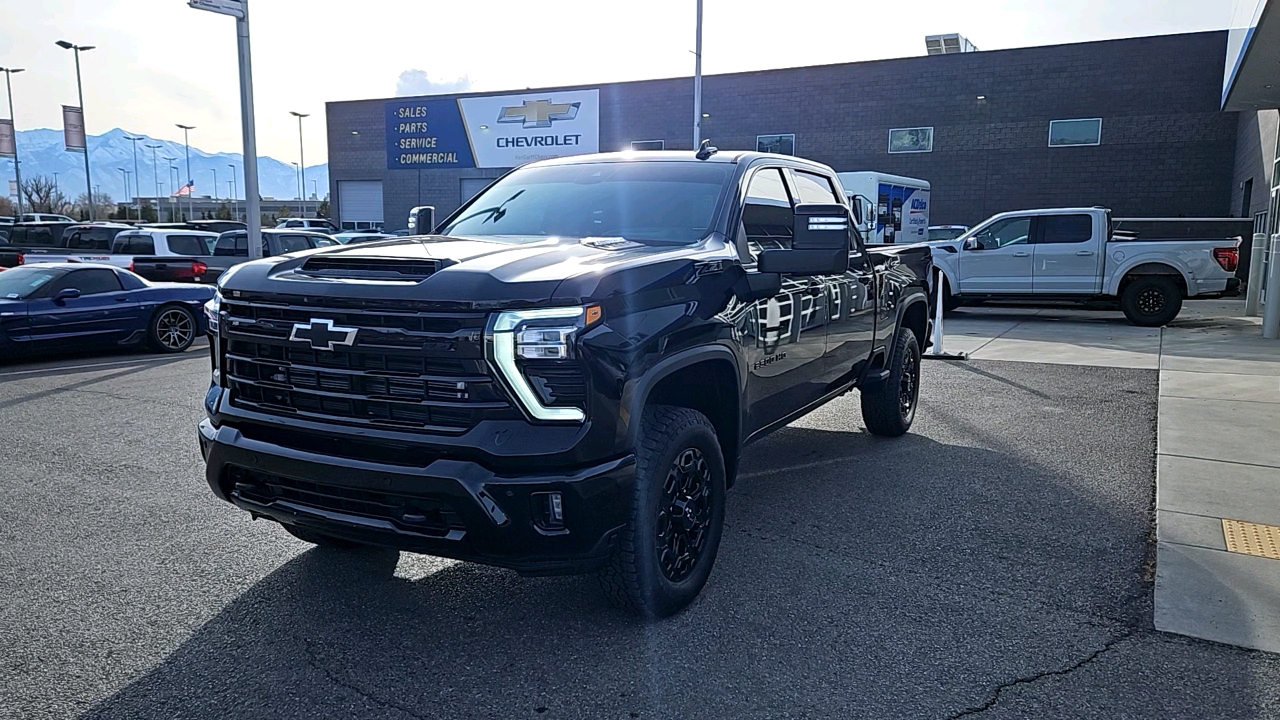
{"left": 736, "top": 166, "right": 830, "bottom": 434}
{"left": 1031, "top": 213, "right": 1103, "bottom": 293}
{"left": 957, "top": 216, "right": 1033, "bottom": 294}
{"left": 787, "top": 169, "right": 876, "bottom": 385}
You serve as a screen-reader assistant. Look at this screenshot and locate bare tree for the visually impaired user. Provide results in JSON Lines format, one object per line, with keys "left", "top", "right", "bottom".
{"left": 0, "top": 196, "right": 14, "bottom": 217}
{"left": 21, "top": 176, "right": 69, "bottom": 214}
{"left": 72, "top": 191, "right": 114, "bottom": 221}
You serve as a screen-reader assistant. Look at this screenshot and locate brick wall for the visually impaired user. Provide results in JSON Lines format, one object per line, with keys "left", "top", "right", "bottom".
{"left": 1230, "top": 109, "right": 1278, "bottom": 227}
{"left": 327, "top": 31, "right": 1238, "bottom": 230}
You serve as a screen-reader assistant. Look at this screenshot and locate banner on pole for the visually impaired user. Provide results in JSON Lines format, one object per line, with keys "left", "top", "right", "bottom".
{"left": 0, "top": 119, "right": 15, "bottom": 157}
{"left": 188, "top": 0, "right": 245, "bottom": 18}
{"left": 63, "top": 105, "right": 86, "bottom": 153}
{"left": 8, "top": 180, "right": 17, "bottom": 197}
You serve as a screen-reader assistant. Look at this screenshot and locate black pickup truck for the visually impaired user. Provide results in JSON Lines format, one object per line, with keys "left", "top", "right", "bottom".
{"left": 198, "top": 150, "right": 932, "bottom": 617}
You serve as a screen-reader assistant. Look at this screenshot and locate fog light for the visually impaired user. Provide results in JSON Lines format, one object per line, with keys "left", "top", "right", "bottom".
{"left": 532, "top": 491, "right": 565, "bottom": 531}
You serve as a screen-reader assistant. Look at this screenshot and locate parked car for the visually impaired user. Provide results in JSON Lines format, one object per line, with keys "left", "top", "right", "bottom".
{"left": 205, "top": 229, "right": 338, "bottom": 282}
{"left": 275, "top": 218, "right": 340, "bottom": 233}
{"left": 144, "top": 220, "right": 247, "bottom": 235}
{"left": 927, "top": 225, "right": 969, "bottom": 241}
{"left": 0, "top": 222, "right": 80, "bottom": 268}
{"left": 199, "top": 149, "right": 933, "bottom": 617}
{"left": 20, "top": 213, "right": 76, "bottom": 223}
{"left": 0, "top": 263, "right": 213, "bottom": 357}
{"left": 333, "top": 231, "right": 392, "bottom": 244}
{"left": 930, "top": 208, "right": 1242, "bottom": 325}
{"left": 15, "top": 227, "right": 218, "bottom": 284}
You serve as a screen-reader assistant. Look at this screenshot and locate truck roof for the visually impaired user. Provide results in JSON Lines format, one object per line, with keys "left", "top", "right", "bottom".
{"left": 524, "top": 150, "right": 837, "bottom": 173}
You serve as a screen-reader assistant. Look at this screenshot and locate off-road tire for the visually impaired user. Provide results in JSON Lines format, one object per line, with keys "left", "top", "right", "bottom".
{"left": 1120, "top": 276, "right": 1182, "bottom": 327}
{"left": 942, "top": 278, "right": 960, "bottom": 314}
{"left": 283, "top": 524, "right": 366, "bottom": 549}
{"left": 148, "top": 304, "right": 197, "bottom": 353}
{"left": 860, "top": 328, "right": 921, "bottom": 437}
{"left": 598, "top": 405, "right": 726, "bottom": 618}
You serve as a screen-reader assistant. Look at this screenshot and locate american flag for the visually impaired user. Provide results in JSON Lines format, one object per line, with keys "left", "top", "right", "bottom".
{"left": 174, "top": 181, "right": 194, "bottom": 197}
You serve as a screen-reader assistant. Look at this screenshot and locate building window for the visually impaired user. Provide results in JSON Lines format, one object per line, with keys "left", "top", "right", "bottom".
{"left": 888, "top": 127, "right": 933, "bottom": 154}
{"left": 631, "top": 140, "right": 664, "bottom": 151}
{"left": 1048, "top": 118, "right": 1102, "bottom": 147}
{"left": 757, "top": 134, "right": 795, "bottom": 155}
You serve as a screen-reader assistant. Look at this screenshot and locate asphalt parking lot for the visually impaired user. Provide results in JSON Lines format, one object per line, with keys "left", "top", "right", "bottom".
{"left": 3, "top": 347, "right": 1280, "bottom": 719}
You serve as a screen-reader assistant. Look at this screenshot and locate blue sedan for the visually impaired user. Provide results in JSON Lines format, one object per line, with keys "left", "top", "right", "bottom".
{"left": 0, "top": 263, "right": 214, "bottom": 357}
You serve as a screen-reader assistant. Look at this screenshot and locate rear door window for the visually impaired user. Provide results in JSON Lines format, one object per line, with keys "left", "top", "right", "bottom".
{"left": 791, "top": 171, "right": 841, "bottom": 205}
{"left": 277, "top": 235, "right": 313, "bottom": 253}
{"left": 1037, "top": 214, "right": 1093, "bottom": 244}
{"left": 166, "top": 234, "right": 211, "bottom": 256}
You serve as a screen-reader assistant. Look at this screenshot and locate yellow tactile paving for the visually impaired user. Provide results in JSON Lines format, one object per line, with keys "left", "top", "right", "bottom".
{"left": 1222, "top": 519, "right": 1280, "bottom": 560}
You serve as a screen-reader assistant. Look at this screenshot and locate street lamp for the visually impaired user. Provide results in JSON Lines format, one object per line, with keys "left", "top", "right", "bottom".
{"left": 176, "top": 123, "right": 195, "bottom": 222}
{"left": 0, "top": 67, "right": 26, "bottom": 216}
{"left": 124, "top": 134, "right": 144, "bottom": 220}
{"left": 146, "top": 143, "right": 162, "bottom": 220}
{"left": 211, "top": 168, "right": 218, "bottom": 208}
{"left": 289, "top": 111, "right": 309, "bottom": 217}
{"left": 56, "top": 40, "right": 95, "bottom": 220}
{"left": 290, "top": 161, "right": 299, "bottom": 208}
{"left": 228, "top": 163, "right": 238, "bottom": 221}
{"left": 167, "top": 162, "right": 179, "bottom": 220}
{"left": 118, "top": 167, "right": 131, "bottom": 219}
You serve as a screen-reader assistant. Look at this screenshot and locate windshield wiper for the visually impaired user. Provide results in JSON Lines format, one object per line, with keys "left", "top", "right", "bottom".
{"left": 453, "top": 189, "right": 526, "bottom": 226}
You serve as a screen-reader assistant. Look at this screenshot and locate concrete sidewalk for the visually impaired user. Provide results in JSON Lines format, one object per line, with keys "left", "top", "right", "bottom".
{"left": 940, "top": 301, "right": 1280, "bottom": 652}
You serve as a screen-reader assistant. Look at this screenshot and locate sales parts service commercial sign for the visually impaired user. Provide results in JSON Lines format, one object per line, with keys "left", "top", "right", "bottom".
{"left": 386, "top": 89, "right": 600, "bottom": 170}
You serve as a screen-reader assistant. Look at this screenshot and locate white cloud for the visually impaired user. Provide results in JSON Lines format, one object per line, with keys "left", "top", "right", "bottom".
{"left": 395, "top": 70, "right": 473, "bottom": 98}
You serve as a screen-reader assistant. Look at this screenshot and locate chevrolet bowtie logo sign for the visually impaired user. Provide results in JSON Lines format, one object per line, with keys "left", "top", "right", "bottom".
{"left": 289, "top": 318, "right": 358, "bottom": 351}
{"left": 497, "top": 99, "right": 580, "bottom": 129}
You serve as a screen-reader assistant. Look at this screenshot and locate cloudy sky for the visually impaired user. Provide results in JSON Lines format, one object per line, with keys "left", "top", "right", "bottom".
{"left": 0, "top": 0, "right": 1241, "bottom": 164}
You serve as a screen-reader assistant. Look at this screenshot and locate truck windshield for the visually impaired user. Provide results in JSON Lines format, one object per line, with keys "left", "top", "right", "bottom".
{"left": 440, "top": 161, "right": 732, "bottom": 245}
{"left": 0, "top": 266, "right": 63, "bottom": 299}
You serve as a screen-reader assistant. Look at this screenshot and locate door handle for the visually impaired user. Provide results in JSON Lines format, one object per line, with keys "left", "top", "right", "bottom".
{"left": 1076, "top": 251, "right": 1095, "bottom": 256}
{"left": 1013, "top": 251, "right": 1030, "bottom": 257}
{"left": 115, "top": 296, "right": 129, "bottom": 302}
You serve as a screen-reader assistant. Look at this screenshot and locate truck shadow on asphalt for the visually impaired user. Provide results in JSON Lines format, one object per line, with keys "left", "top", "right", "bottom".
{"left": 75, "top": 413, "right": 1276, "bottom": 718}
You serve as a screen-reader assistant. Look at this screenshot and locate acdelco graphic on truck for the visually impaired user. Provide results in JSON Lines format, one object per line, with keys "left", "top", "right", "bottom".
{"left": 836, "top": 172, "right": 930, "bottom": 244}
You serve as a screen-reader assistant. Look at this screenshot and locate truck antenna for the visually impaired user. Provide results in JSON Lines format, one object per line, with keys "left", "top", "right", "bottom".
{"left": 695, "top": 139, "right": 717, "bottom": 160}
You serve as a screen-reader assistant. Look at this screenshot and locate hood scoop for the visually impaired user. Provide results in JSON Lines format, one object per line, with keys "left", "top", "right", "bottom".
{"left": 580, "top": 236, "right": 643, "bottom": 251}
{"left": 299, "top": 255, "right": 453, "bottom": 280}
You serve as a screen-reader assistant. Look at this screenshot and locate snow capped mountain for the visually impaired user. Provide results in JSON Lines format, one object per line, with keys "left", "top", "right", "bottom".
{"left": 6, "top": 128, "right": 328, "bottom": 204}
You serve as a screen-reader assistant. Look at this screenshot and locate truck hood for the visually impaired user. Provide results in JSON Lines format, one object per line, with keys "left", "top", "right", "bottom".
{"left": 217, "top": 234, "right": 736, "bottom": 310}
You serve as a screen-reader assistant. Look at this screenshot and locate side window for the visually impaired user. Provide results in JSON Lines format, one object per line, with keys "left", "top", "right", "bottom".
{"left": 237, "top": 235, "right": 250, "bottom": 256}
{"left": 974, "top": 218, "right": 1032, "bottom": 250}
{"left": 1038, "top": 214, "right": 1093, "bottom": 244}
{"left": 791, "top": 171, "right": 840, "bottom": 205}
{"left": 64, "top": 231, "right": 84, "bottom": 249}
{"left": 131, "top": 236, "right": 156, "bottom": 254}
{"left": 213, "top": 235, "right": 237, "bottom": 256}
{"left": 741, "top": 168, "right": 795, "bottom": 254}
{"left": 165, "top": 235, "right": 208, "bottom": 256}
{"left": 56, "top": 268, "right": 123, "bottom": 295}
{"left": 112, "top": 235, "right": 135, "bottom": 254}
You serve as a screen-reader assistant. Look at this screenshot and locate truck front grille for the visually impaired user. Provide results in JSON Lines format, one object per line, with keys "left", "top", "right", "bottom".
{"left": 220, "top": 294, "right": 517, "bottom": 432}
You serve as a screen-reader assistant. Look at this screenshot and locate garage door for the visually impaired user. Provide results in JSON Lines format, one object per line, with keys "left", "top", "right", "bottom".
{"left": 338, "top": 181, "right": 384, "bottom": 230}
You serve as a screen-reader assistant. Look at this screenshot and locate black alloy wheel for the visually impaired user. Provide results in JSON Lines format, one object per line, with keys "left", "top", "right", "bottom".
{"left": 898, "top": 343, "right": 920, "bottom": 425}
{"left": 1120, "top": 276, "right": 1182, "bottom": 327}
{"left": 861, "top": 328, "right": 921, "bottom": 437}
{"left": 656, "top": 447, "right": 714, "bottom": 583}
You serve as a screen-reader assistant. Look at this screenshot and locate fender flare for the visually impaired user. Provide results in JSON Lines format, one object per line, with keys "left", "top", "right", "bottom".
{"left": 618, "top": 343, "right": 744, "bottom": 452}
{"left": 1104, "top": 258, "right": 1192, "bottom": 297}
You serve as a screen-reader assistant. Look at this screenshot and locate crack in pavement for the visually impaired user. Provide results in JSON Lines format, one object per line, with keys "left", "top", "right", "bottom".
{"left": 943, "top": 630, "right": 1141, "bottom": 719}
{"left": 300, "top": 637, "right": 431, "bottom": 720}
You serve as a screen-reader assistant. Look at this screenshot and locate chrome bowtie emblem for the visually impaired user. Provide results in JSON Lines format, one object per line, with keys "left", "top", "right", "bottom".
{"left": 289, "top": 318, "right": 357, "bottom": 351}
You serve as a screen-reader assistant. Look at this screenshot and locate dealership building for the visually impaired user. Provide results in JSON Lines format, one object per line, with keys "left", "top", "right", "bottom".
{"left": 326, "top": 28, "right": 1273, "bottom": 235}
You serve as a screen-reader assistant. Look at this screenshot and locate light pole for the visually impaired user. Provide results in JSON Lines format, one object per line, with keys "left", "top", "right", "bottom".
{"left": 56, "top": 40, "right": 95, "bottom": 220}
{"left": 124, "top": 134, "right": 144, "bottom": 220}
{"left": 146, "top": 143, "right": 162, "bottom": 220}
{"left": 228, "top": 163, "right": 238, "bottom": 221}
{"left": 175, "top": 123, "right": 195, "bottom": 222}
{"left": 227, "top": 180, "right": 235, "bottom": 220}
{"left": 289, "top": 110, "right": 308, "bottom": 217}
{"left": 118, "top": 167, "right": 131, "bottom": 219}
{"left": 211, "top": 168, "right": 218, "bottom": 202}
{"left": 311, "top": 179, "right": 317, "bottom": 204}
{"left": 168, "top": 162, "right": 178, "bottom": 220}
{"left": 692, "top": 0, "right": 703, "bottom": 148}
{"left": 290, "top": 161, "right": 299, "bottom": 209}
{"left": 0, "top": 67, "right": 25, "bottom": 216}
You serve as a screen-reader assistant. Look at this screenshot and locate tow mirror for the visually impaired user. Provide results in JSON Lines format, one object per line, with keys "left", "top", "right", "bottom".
{"left": 53, "top": 287, "right": 81, "bottom": 303}
{"left": 962, "top": 237, "right": 981, "bottom": 251}
{"left": 757, "top": 203, "right": 851, "bottom": 275}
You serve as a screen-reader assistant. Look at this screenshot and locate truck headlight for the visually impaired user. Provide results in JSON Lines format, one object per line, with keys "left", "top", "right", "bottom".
{"left": 488, "top": 305, "right": 600, "bottom": 422}
{"left": 204, "top": 292, "right": 221, "bottom": 334}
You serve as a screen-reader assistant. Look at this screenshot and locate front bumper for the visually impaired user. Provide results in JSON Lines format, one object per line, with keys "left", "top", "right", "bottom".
{"left": 198, "top": 419, "right": 635, "bottom": 575}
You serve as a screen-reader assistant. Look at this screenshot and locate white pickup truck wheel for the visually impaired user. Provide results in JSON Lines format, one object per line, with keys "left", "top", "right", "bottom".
{"left": 1120, "top": 276, "right": 1182, "bottom": 327}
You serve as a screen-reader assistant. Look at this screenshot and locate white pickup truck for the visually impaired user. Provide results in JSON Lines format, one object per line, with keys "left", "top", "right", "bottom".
{"left": 930, "top": 208, "right": 1243, "bottom": 326}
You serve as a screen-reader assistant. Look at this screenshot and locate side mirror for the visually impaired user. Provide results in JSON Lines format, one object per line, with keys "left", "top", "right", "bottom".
{"left": 53, "top": 287, "right": 81, "bottom": 303}
{"left": 962, "top": 237, "right": 982, "bottom": 251}
{"left": 757, "top": 203, "right": 851, "bottom": 275}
